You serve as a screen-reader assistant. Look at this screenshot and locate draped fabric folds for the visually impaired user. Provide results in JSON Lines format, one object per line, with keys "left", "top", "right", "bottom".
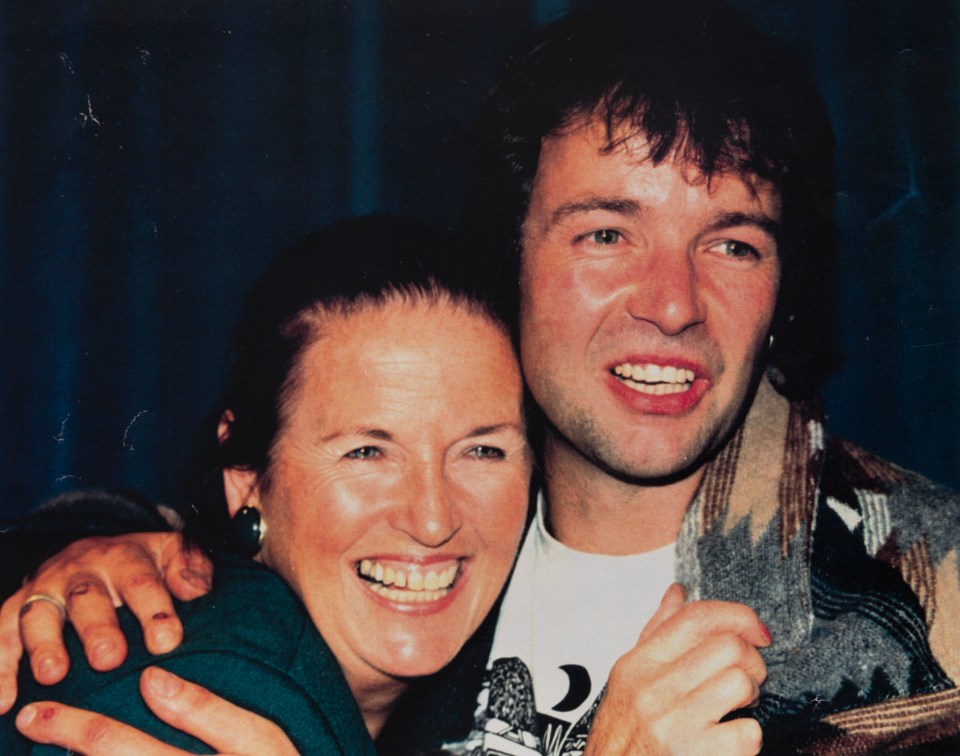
{"left": 0, "top": 0, "right": 957, "bottom": 519}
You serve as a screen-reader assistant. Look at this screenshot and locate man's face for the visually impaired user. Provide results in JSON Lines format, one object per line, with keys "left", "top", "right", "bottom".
{"left": 519, "top": 118, "right": 781, "bottom": 481}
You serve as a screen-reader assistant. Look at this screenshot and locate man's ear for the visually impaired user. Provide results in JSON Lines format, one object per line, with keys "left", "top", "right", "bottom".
{"left": 218, "top": 409, "right": 261, "bottom": 517}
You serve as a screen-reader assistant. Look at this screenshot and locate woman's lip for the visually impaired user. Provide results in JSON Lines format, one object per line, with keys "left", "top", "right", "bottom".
{"left": 357, "top": 561, "right": 467, "bottom": 616}
{"left": 357, "top": 556, "right": 462, "bottom": 591}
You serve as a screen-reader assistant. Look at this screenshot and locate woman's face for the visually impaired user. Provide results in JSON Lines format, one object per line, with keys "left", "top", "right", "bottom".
{"left": 228, "top": 297, "right": 530, "bottom": 692}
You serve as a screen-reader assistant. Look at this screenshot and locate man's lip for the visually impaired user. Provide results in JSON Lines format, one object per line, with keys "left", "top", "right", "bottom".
{"left": 605, "top": 355, "right": 711, "bottom": 415}
{"left": 605, "top": 355, "right": 709, "bottom": 379}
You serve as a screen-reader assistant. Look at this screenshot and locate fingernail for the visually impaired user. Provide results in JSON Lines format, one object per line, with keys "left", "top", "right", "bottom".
{"left": 36, "top": 655, "right": 57, "bottom": 678}
{"left": 146, "top": 667, "right": 182, "bottom": 698}
{"left": 760, "top": 622, "right": 773, "bottom": 644}
{"left": 16, "top": 704, "right": 36, "bottom": 728}
{"left": 90, "top": 641, "right": 116, "bottom": 665}
{"left": 152, "top": 629, "right": 176, "bottom": 651}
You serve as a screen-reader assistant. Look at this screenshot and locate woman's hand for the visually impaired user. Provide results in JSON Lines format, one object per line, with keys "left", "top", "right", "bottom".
{"left": 0, "top": 532, "right": 213, "bottom": 714}
{"left": 14, "top": 667, "right": 300, "bottom": 755}
{"left": 584, "top": 584, "right": 769, "bottom": 756}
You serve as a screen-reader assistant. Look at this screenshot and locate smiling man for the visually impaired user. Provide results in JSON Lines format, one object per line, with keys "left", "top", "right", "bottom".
{"left": 5, "top": 1, "right": 960, "bottom": 754}
{"left": 377, "top": 1, "right": 960, "bottom": 752}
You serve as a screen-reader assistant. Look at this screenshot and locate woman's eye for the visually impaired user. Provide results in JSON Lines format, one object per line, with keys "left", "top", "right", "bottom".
{"left": 345, "top": 446, "right": 382, "bottom": 460}
{"left": 587, "top": 229, "right": 621, "bottom": 245}
{"left": 716, "top": 240, "right": 758, "bottom": 259}
{"left": 468, "top": 445, "right": 505, "bottom": 459}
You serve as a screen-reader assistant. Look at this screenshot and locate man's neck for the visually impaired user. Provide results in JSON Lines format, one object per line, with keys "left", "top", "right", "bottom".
{"left": 541, "top": 434, "right": 705, "bottom": 555}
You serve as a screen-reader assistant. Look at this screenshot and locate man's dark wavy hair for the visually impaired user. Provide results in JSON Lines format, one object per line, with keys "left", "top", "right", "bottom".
{"left": 462, "top": 0, "right": 841, "bottom": 398}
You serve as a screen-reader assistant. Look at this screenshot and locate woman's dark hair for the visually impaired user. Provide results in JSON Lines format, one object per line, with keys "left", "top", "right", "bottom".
{"left": 463, "top": 0, "right": 841, "bottom": 398}
{"left": 186, "top": 215, "right": 517, "bottom": 552}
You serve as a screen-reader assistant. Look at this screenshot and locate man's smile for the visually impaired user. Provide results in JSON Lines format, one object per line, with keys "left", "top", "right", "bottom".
{"left": 611, "top": 361, "right": 696, "bottom": 395}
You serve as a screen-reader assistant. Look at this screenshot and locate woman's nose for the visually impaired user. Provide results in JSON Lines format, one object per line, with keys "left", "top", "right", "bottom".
{"left": 391, "top": 464, "right": 463, "bottom": 547}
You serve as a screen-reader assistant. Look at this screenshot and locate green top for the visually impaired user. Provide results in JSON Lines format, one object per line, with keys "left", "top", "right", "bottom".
{"left": 0, "top": 554, "right": 377, "bottom": 755}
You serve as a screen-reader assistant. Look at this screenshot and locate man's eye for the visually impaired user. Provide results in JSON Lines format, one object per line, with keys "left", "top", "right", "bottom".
{"left": 586, "top": 229, "right": 621, "bottom": 245}
{"left": 716, "top": 240, "right": 758, "bottom": 259}
{"left": 345, "top": 446, "right": 382, "bottom": 459}
{"left": 468, "top": 445, "right": 506, "bottom": 459}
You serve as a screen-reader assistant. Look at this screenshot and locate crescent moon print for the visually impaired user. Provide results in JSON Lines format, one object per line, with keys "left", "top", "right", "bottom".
{"left": 551, "top": 664, "right": 592, "bottom": 713}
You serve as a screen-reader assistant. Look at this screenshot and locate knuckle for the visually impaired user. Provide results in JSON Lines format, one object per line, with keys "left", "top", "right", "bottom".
{"left": 734, "top": 718, "right": 763, "bottom": 754}
{"left": 81, "top": 712, "right": 115, "bottom": 746}
{"left": 75, "top": 618, "right": 119, "bottom": 637}
{"left": 65, "top": 576, "right": 108, "bottom": 603}
{"left": 713, "top": 633, "right": 749, "bottom": 664}
{"left": 719, "top": 667, "right": 756, "bottom": 705}
{"left": 125, "top": 571, "right": 164, "bottom": 591}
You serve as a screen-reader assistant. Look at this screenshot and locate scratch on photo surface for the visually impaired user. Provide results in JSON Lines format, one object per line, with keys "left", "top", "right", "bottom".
{"left": 54, "top": 414, "right": 70, "bottom": 443}
{"left": 909, "top": 340, "right": 960, "bottom": 349}
{"left": 58, "top": 52, "right": 74, "bottom": 73}
{"left": 123, "top": 410, "right": 149, "bottom": 451}
{"left": 78, "top": 94, "right": 101, "bottom": 129}
{"left": 55, "top": 475, "right": 84, "bottom": 483}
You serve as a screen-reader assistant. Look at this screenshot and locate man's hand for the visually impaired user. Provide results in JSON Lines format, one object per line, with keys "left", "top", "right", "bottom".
{"left": 14, "top": 666, "right": 300, "bottom": 755}
{"left": 584, "top": 584, "right": 769, "bottom": 756}
{"left": 0, "top": 532, "right": 213, "bottom": 714}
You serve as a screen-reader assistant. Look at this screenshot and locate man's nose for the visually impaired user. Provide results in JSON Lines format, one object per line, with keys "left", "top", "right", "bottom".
{"left": 390, "top": 463, "right": 463, "bottom": 547}
{"left": 624, "top": 247, "right": 705, "bottom": 335}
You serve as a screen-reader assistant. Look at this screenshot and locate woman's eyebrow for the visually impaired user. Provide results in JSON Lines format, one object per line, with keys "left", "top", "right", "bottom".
{"left": 464, "top": 423, "right": 524, "bottom": 439}
{"left": 321, "top": 427, "right": 394, "bottom": 443}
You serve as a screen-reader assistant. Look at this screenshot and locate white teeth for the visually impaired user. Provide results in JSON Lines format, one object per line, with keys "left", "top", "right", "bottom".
{"left": 358, "top": 559, "right": 459, "bottom": 595}
{"left": 368, "top": 583, "right": 450, "bottom": 604}
{"left": 611, "top": 362, "right": 695, "bottom": 389}
{"left": 621, "top": 379, "right": 689, "bottom": 395}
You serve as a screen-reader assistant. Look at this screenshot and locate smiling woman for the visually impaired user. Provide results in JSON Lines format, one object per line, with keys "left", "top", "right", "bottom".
{"left": 0, "top": 216, "right": 532, "bottom": 754}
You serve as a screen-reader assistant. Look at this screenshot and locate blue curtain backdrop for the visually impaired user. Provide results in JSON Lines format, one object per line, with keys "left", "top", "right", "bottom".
{"left": 1, "top": 0, "right": 957, "bottom": 519}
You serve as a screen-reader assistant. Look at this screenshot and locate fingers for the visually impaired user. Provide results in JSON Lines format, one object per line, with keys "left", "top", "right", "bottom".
{"left": 710, "top": 717, "right": 763, "bottom": 756}
{"left": 140, "top": 667, "right": 300, "bottom": 755}
{"left": 638, "top": 583, "right": 687, "bottom": 643}
{"left": 588, "top": 598, "right": 770, "bottom": 755}
{"left": 15, "top": 700, "right": 187, "bottom": 755}
{"left": 18, "top": 591, "right": 71, "bottom": 686}
{"left": 112, "top": 551, "right": 184, "bottom": 656}
{"left": 64, "top": 573, "right": 129, "bottom": 670}
{"left": 161, "top": 537, "right": 213, "bottom": 602}
{"left": 0, "top": 589, "right": 27, "bottom": 714}
{"left": 642, "top": 599, "right": 771, "bottom": 663}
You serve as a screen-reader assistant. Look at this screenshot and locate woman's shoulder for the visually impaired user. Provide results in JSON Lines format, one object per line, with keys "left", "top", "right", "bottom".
{"left": 3, "top": 556, "right": 375, "bottom": 755}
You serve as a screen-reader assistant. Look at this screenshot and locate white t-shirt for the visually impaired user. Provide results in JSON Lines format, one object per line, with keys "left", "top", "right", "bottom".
{"left": 480, "top": 493, "right": 675, "bottom": 754}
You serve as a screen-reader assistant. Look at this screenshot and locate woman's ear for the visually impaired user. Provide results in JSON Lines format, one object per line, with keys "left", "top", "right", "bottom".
{"left": 218, "top": 409, "right": 261, "bottom": 517}
{"left": 223, "top": 466, "right": 260, "bottom": 518}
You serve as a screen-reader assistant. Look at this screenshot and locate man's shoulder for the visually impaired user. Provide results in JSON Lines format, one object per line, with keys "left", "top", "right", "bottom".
{"left": 820, "top": 434, "right": 960, "bottom": 557}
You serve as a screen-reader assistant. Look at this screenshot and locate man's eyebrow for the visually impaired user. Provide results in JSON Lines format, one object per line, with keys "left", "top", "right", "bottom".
{"left": 548, "top": 197, "right": 643, "bottom": 227}
{"left": 705, "top": 211, "right": 781, "bottom": 238}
